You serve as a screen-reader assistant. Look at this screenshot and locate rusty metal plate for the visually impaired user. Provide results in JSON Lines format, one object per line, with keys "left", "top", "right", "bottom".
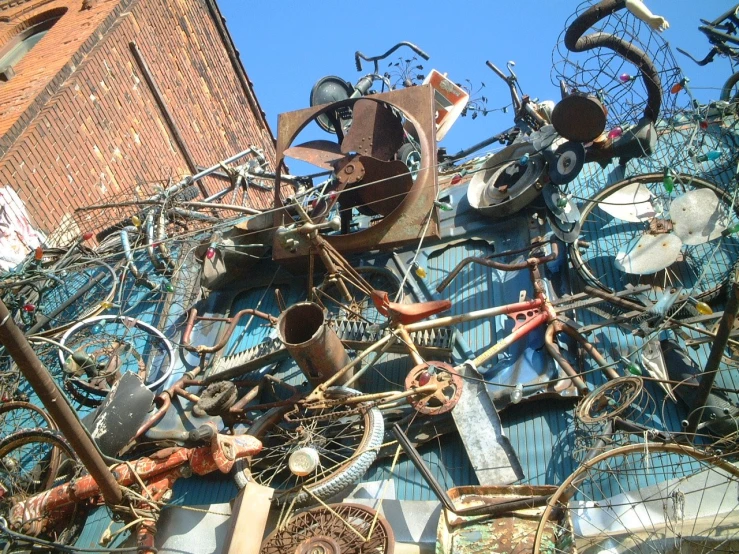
{"left": 341, "top": 98, "right": 404, "bottom": 161}
{"left": 272, "top": 85, "right": 439, "bottom": 265}
{"left": 339, "top": 156, "right": 413, "bottom": 216}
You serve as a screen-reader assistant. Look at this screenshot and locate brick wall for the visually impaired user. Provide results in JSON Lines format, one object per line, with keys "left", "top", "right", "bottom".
{"left": 0, "top": 0, "right": 276, "bottom": 237}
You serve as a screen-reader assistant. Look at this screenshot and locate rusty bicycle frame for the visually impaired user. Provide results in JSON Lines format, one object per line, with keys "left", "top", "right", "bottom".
{"left": 4, "top": 428, "right": 262, "bottom": 553}
{"left": 180, "top": 208, "right": 632, "bottom": 415}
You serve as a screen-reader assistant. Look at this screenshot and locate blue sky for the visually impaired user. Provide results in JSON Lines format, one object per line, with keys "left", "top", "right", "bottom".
{"left": 220, "top": 1, "right": 736, "bottom": 155}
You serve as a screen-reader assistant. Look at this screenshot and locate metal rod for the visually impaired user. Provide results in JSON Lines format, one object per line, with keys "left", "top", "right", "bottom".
{"left": 0, "top": 300, "right": 122, "bottom": 504}
{"left": 129, "top": 41, "right": 205, "bottom": 197}
{"left": 391, "top": 424, "right": 549, "bottom": 516}
{"left": 686, "top": 280, "right": 739, "bottom": 438}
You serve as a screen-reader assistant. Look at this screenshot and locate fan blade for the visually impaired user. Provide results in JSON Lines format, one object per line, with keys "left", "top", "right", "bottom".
{"left": 598, "top": 183, "right": 656, "bottom": 222}
{"left": 670, "top": 188, "right": 728, "bottom": 245}
{"left": 338, "top": 156, "right": 413, "bottom": 217}
{"left": 341, "top": 99, "right": 404, "bottom": 161}
{"left": 283, "top": 140, "right": 344, "bottom": 170}
{"left": 614, "top": 233, "right": 683, "bottom": 274}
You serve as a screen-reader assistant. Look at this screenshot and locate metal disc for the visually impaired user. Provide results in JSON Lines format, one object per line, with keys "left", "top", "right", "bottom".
{"left": 548, "top": 141, "right": 585, "bottom": 185}
{"left": 670, "top": 188, "right": 728, "bottom": 245}
{"left": 550, "top": 94, "right": 607, "bottom": 143}
{"left": 597, "top": 182, "right": 656, "bottom": 222}
{"left": 547, "top": 211, "right": 581, "bottom": 243}
{"left": 543, "top": 182, "right": 580, "bottom": 224}
{"left": 614, "top": 233, "right": 683, "bottom": 274}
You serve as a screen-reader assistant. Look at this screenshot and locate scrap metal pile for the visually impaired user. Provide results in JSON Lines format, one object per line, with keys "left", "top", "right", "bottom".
{"left": 3, "top": 1, "right": 739, "bottom": 552}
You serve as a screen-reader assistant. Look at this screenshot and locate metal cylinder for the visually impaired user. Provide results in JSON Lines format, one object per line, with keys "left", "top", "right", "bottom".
{"left": 277, "top": 302, "right": 351, "bottom": 386}
{"left": 0, "top": 300, "right": 122, "bottom": 504}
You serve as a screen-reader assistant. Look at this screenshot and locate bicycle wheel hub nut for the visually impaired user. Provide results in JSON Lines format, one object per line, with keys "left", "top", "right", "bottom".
{"left": 289, "top": 447, "right": 320, "bottom": 476}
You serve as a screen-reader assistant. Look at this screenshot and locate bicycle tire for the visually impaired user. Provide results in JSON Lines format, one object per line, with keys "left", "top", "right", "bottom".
{"left": 0, "top": 402, "right": 55, "bottom": 438}
{"left": 720, "top": 71, "right": 739, "bottom": 103}
{"left": 570, "top": 173, "right": 739, "bottom": 302}
{"left": 58, "top": 315, "right": 175, "bottom": 392}
{"left": 314, "top": 266, "right": 402, "bottom": 325}
{"left": 533, "top": 442, "right": 739, "bottom": 553}
{"left": 0, "top": 428, "right": 77, "bottom": 503}
{"left": 233, "top": 386, "right": 384, "bottom": 505}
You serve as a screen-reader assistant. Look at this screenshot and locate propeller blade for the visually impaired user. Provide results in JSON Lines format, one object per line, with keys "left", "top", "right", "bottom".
{"left": 341, "top": 99, "right": 404, "bottom": 161}
{"left": 614, "top": 233, "right": 683, "bottom": 274}
{"left": 283, "top": 140, "right": 344, "bottom": 170}
{"left": 670, "top": 188, "right": 728, "bottom": 245}
{"left": 598, "top": 183, "right": 656, "bottom": 222}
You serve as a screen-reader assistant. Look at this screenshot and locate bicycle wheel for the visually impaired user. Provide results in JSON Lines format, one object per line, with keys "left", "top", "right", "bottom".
{"left": 533, "top": 442, "right": 739, "bottom": 553}
{"left": 577, "top": 377, "right": 644, "bottom": 425}
{"left": 0, "top": 402, "right": 55, "bottom": 438}
{"left": 58, "top": 315, "right": 174, "bottom": 403}
{"left": 260, "top": 503, "right": 394, "bottom": 554}
{"left": 314, "top": 266, "right": 402, "bottom": 325}
{"left": 0, "top": 258, "right": 118, "bottom": 336}
{"left": 720, "top": 72, "right": 739, "bottom": 103}
{"left": 233, "top": 387, "right": 384, "bottom": 505}
{"left": 0, "top": 429, "right": 78, "bottom": 505}
{"left": 571, "top": 173, "right": 739, "bottom": 301}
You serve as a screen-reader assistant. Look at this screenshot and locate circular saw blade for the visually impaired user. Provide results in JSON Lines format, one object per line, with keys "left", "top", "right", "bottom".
{"left": 670, "top": 188, "right": 728, "bottom": 245}
{"left": 598, "top": 182, "right": 656, "bottom": 223}
{"left": 614, "top": 233, "right": 683, "bottom": 275}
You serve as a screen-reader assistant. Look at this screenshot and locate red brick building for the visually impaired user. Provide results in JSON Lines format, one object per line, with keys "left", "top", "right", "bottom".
{"left": 0, "top": 0, "right": 275, "bottom": 242}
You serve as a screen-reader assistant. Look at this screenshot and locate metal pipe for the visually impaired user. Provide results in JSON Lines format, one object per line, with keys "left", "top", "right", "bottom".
{"left": 129, "top": 41, "right": 205, "bottom": 197}
{"left": 686, "top": 280, "right": 739, "bottom": 438}
{"left": 0, "top": 299, "right": 122, "bottom": 504}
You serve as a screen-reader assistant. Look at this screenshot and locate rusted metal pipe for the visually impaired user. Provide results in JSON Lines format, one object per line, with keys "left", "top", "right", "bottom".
{"left": 0, "top": 299, "right": 123, "bottom": 505}
{"left": 544, "top": 322, "right": 591, "bottom": 394}
{"left": 182, "top": 308, "right": 277, "bottom": 353}
{"left": 686, "top": 280, "right": 739, "bottom": 438}
{"left": 277, "top": 302, "right": 351, "bottom": 386}
{"left": 437, "top": 242, "right": 558, "bottom": 293}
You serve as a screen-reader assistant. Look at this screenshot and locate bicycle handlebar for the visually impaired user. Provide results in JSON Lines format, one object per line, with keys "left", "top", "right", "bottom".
{"left": 354, "top": 41, "right": 430, "bottom": 72}
{"left": 485, "top": 60, "right": 509, "bottom": 82}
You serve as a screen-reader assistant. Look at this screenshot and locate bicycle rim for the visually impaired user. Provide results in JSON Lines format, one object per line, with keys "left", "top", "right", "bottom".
{"left": 0, "top": 402, "right": 55, "bottom": 438}
{"left": 234, "top": 387, "right": 384, "bottom": 505}
{"left": 3, "top": 258, "right": 118, "bottom": 336}
{"left": 58, "top": 315, "right": 175, "bottom": 394}
{"left": 533, "top": 442, "right": 739, "bottom": 553}
{"left": 315, "top": 266, "right": 401, "bottom": 325}
{"left": 571, "top": 173, "right": 739, "bottom": 301}
{"left": 0, "top": 429, "right": 76, "bottom": 505}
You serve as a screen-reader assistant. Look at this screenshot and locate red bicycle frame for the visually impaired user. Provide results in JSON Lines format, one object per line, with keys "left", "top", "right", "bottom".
{"left": 8, "top": 429, "right": 262, "bottom": 553}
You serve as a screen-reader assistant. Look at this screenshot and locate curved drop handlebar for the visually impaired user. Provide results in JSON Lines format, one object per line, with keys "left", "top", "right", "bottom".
{"left": 564, "top": 0, "right": 662, "bottom": 122}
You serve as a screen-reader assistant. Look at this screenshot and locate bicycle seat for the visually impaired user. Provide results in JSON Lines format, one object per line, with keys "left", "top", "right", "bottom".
{"left": 371, "top": 290, "right": 451, "bottom": 325}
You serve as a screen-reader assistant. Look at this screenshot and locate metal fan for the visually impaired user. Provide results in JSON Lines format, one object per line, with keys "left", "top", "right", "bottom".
{"left": 597, "top": 182, "right": 728, "bottom": 275}
{"left": 283, "top": 97, "right": 413, "bottom": 217}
